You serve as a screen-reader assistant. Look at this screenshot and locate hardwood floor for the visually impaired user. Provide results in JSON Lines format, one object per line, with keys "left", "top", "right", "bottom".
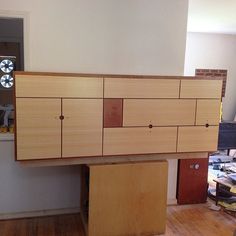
{"left": 0, "top": 203, "right": 235, "bottom": 236}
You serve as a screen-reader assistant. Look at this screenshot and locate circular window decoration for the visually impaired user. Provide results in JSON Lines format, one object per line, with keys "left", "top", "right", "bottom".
{"left": 0, "top": 74, "right": 14, "bottom": 88}
{"left": 0, "top": 59, "right": 14, "bottom": 73}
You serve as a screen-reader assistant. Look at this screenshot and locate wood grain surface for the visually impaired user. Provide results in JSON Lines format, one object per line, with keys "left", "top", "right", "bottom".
{"left": 15, "top": 75, "right": 103, "bottom": 98}
{"left": 16, "top": 98, "right": 61, "bottom": 160}
{"left": 104, "top": 78, "right": 180, "bottom": 98}
{"left": 62, "top": 99, "right": 103, "bottom": 157}
{"left": 88, "top": 161, "right": 168, "bottom": 236}
{"left": 123, "top": 99, "right": 196, "bottom": 126}
{"left": 103, "top": 127, "right": 177, "bottom": 155}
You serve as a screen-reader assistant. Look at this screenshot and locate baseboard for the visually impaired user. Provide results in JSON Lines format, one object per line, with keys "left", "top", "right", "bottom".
{"left": 167, "top": 198, "right": 177, "bottom": 205}
{"left": 0, "top": 207, "right": 80, "bottom": 220}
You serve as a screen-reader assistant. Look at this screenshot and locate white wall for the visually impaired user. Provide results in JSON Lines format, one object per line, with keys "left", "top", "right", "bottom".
{"left": 0, "top": 0, "right": 189, "bottom": 214}
{"left": 185, "top": 32, "right": 236, "bottom": 121}
{"left": 0, "top": 141, "right": 80, "bottom": 216}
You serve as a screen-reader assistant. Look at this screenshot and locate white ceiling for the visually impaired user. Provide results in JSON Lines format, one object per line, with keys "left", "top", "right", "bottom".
{"left": 188, "top": 0, "right": 236, "bottom": 34}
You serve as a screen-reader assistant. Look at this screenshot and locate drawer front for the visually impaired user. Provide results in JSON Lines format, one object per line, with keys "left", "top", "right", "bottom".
{"left": 104, "top": 78, "right": 180, "bottom": 98}
{"left": 15, "top": 75, "right": 103, "bottom": 98}
{"left": 123, "top": 99, "right": 195, "bottom": 126}
{"left": 196, "top": 99, "right": 221, "bottom": 125}
{"left": 103, "top": 127, "right": 177, "bottom": 155}
{"left": 180, "top": 79, "right": 222, "bottom": 98}
{"left": 177, "top": 126, "right": 219, "bottom": 152}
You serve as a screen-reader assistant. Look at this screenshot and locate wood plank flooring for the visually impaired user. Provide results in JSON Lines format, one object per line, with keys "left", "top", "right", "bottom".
{"left": 0, "top": 203, "right": 235, "bottom": 236}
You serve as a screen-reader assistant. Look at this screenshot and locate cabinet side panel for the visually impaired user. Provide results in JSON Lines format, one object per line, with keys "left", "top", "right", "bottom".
{"left": 89, "top": 161, "right": 168, "bottom": 236}
{"left": 16, "top": 98, "right": 61, "bottom": 160}
{"left": 104, "top": 78, "right": 180, "bottom": 98}
{"left": 177, "top": 126, "right": 219, "bottom": 152}
{"left": 62, "top": 99, "right": 103, "bottom": 157}
{"left": 15, "top": 75, "right": 103, "bottom": 98}
{"left": 103, "top": 127, "right": 177, "bottom": 155}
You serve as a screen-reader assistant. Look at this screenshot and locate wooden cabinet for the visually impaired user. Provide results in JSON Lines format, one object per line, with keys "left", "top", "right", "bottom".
{"left": 15, "top": 72, "right": 222, "bottom": 161}
{"left": 15, "top": 74, "right": 103, "bottom": 160}
{"left": 81, "top": 161, "right": 168, "bottom": 236}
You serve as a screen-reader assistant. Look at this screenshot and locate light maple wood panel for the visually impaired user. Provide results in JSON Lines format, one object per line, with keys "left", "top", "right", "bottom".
{"left": 62, "top": 99, "right": 103, "bottom": 157}
{"left": 88, "top": 161, "right": 168, "bottom": 236}
{"left": 103, "top": 127, "right": 177, "bottom": 155}
{"left": 180, "top": 79, "right": 222, "bottom": 98}
{"left": 104, "top": 78, "right": 180, "bottom": 98}
{"left": 123, "top": 99, "right": 195, "bottom": 126}
{"left": 177, "top": 126, "right": 219, "bottom": 152}
{"left": 16, "top": 98, "right": 61, "bottom": 160}
{"left": 15, "top": 75, "right": 103, "bottom": 98}
{"left": 196, "top": 99, "right": 221, "bottom": 125}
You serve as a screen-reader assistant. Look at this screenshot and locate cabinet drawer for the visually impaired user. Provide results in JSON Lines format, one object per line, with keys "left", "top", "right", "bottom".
{"left": 103, "top": 127, "right": 177, "bottom": 155}
{"left": 180, "top": 79, "right": 222, "bottom": 98}
{"left": 177, "top": 126, "right": 219, "bottom": 152}
{"left": 196, "top": 99, "right": 221, "bottom": 125}
{"left": 123, "top": 99, "right": 195, "bottom": 126}
{"left": 104, "top": 78, "right": 180, "bottom": 98}
{"left": 15, "top": 75, "right": 103, "bottom": 98}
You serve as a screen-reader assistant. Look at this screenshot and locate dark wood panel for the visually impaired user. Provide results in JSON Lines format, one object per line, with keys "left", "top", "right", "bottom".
{"left": 103, "top": 99, "right": 123, "bottom": 128}
{"left": 177, "top": 158, "right": 209, "bottom": 204}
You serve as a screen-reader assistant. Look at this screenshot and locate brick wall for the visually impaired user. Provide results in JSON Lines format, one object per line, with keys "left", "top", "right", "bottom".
{"left": 195, "top": 69, "right": 227, "bottom": 97}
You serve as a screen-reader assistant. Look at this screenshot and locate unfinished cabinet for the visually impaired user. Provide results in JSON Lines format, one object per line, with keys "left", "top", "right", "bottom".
{"left": 15, "top": 72, "right": 223, "bottom": 161}
{"left": 81, "top": 161, "right": 168, "bottom": 236}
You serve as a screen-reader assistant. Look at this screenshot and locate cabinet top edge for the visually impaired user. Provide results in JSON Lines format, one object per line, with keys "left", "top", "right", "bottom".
{"left": 14, "top": 71, "right": 223, "bottom": 81}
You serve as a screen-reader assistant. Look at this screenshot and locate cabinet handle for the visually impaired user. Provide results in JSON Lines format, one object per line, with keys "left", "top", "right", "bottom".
{"left": 205, "top": 123, "right": 209, "bottom": 128}
{"left": 59, "top": 115, "right": 64, "bottom": 120}
{"left": 149, "top": 124, "right": 153, "bottom": 129}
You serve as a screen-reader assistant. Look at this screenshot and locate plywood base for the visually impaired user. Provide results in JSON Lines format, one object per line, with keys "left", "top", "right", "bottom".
{"left": 83, "top": 161, "right": 168, "bottom": 236}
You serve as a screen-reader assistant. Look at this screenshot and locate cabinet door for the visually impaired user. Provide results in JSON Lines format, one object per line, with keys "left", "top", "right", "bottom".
{"left": 180, "top": 79, "right": 222, "bottom": 98}
{"left": 196, "top": 99, "right": 221, "bottom": 125}
{"left": 104, "top": 78, "right": 180, "bottom": 98}
{"left": 16, "top": 98, "right": 61, "bottom": 160}
{"left": 123, "top": 99, "right": 195, "bottom": 126}
{"left": 62, "top": 99, "right": 103, "bottom": 157}
{"left": 15, "top": 75, "right": 103, "bottom": 98}
{"left": 103, "top": 127, "right": 177, "bottom": 155}
{"left": 177, "top": 126, "right": 219, "bottom": 152}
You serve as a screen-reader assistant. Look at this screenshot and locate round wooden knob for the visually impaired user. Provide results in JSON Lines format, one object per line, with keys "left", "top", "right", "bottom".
{"left": 149, "top": 124, "right": 153, "bottom": 129}
{"left": 205, "top": 123, "right": 209, "bottom": 128}
{"left": 59, "top": 115, "right": 64, "bottom": 120}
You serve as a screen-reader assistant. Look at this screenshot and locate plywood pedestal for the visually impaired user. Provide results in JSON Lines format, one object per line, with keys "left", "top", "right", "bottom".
{"left": 81, "top": 161, "right": 168, "bottom": 236}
